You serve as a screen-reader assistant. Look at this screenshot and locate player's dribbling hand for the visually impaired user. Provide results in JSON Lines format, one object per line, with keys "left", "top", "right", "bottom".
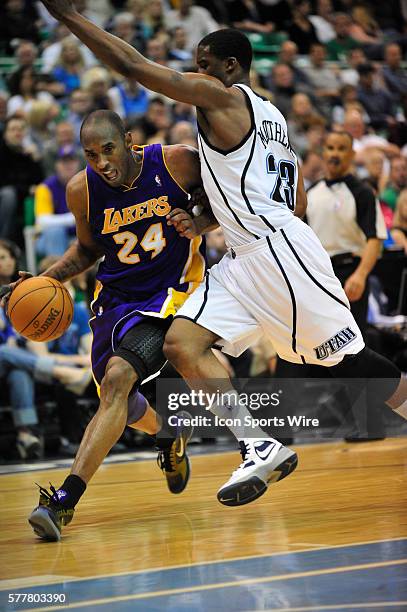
{"left": 166, "top": 209, "right": 198, "bottom": 239}
{"left": 0, "top": 271, "right": 33, "bottom": 310}
{"left": 41, "top": 0, "right": 76, "bottom": 20}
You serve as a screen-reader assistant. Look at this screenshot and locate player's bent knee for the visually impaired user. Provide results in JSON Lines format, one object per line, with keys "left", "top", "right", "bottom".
{"left": 101, "top": 357, "right": 137, "bottom": 400}
{"left": 163, "top": 331, "right": 193, "bottom": 369}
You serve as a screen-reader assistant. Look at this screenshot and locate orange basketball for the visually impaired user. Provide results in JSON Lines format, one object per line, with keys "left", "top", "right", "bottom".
{"left": 8, "top": 276, "right": 74, "bottom": 342}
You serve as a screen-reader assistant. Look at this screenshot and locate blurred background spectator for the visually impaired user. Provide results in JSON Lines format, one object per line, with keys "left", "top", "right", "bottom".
{"left": 34, "top": 144, "right": 79, "bottom": 257}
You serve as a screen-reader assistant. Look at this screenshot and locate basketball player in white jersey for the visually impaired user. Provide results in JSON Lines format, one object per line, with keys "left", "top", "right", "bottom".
{"left": 40, "top": 1, "right": 407, "bottom": 507}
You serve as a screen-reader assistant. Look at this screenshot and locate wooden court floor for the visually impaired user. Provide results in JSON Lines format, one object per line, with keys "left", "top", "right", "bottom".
{"left": 0, "top": 438, "right": 407, "bottom": 611}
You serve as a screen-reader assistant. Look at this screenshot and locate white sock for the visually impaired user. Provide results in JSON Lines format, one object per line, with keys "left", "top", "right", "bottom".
{"left": 208, "top": 389, "right": 278, "bottom": 441}
{"left": 394, "top": 400, "right": 407, "bottom": 420}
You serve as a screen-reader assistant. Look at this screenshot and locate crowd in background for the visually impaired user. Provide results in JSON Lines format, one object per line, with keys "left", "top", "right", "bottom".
{"left": 0, "top": 0, "right": 406, "bottom": 461}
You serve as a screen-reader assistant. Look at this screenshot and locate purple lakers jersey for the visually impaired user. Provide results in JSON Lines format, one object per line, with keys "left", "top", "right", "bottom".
{"left": 86, "top": 144, "right": 205, "bottom": 299}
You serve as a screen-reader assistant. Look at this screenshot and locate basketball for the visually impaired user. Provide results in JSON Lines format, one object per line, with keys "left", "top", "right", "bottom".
{"left": 8, "top": 276, "right": 74, "bottom": 342}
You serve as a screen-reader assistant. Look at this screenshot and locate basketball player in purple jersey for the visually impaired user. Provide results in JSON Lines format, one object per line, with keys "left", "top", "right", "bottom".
{"left": 38, "top": 0, "right": 407, "bottom": 511}
{"left": 3, "top": 110, "right": 216, "bottom": 541}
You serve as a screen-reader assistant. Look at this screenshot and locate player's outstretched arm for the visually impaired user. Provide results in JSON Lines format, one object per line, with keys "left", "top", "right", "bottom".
{"left": 39, "top": 171, "right": 103, "bottom": 284}
{"left": 40, "top": 0, "right": 230, "bottom": 109}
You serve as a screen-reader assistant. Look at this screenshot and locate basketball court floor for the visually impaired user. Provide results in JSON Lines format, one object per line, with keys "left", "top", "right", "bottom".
{"left": 1, "top": 438, "right": 406, "bottom": 611}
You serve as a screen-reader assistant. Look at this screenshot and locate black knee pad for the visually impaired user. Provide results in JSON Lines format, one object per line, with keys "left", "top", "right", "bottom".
{"left": 331, "top": 347, "right": 401, "bottom": 402}
{"left": 114, "top": 318, "right": 172, "bottom": 383}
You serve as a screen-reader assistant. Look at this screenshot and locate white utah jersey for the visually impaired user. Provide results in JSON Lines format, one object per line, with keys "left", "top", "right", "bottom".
{"left": 198, "top": 83, "right": 298, "bottom": 247}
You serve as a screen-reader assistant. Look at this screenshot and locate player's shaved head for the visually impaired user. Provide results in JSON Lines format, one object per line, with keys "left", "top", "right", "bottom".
{"left": 80, "top": 110, "right": 126, "bottom": 143}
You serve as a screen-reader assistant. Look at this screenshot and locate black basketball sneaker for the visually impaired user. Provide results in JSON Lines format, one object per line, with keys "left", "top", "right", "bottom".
{"left": 157, "top": 410, "right": 194, "bottom": 494}
{"left": 28, "top": 483, "right": 75, "bottom": 541}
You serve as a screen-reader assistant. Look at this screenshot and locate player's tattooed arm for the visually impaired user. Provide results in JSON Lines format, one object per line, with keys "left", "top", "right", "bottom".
{"left": 40, "top": 0, "right": 232, "bottom": 110}
{"left": 40, "top": 171, "right": 103, "bottom": 283}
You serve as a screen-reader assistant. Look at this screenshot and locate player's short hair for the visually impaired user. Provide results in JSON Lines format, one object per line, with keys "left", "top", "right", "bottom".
{"left": 80, "top": 110, "right": 126, "bottom": 142}
{"left": 198, "top": 29, "right": 253, "bottom": 72}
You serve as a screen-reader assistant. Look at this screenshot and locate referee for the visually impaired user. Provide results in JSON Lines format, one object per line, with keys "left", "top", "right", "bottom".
{"left": 306, "top": 130, "right": 387, "bottom": 336}
{"left": 306, "top": 130, "right": 387, "bottom": 440}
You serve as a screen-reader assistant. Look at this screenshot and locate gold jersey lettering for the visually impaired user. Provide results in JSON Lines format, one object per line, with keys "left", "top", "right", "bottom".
{"left": 101, "top": 196, "right": 172, "bottom": 234}
{"left": 102, "top": 208, "right": 123, "bottom": 234}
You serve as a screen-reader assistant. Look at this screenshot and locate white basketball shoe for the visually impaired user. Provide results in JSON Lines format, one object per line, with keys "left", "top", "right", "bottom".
{"left": 217, "top": 439, "right": 298, "bottom": 506}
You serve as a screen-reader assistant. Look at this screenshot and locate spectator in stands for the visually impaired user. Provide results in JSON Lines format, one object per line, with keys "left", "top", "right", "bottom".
{"left": 110, "top": 11, "right": 145, "bottom": 51}
{"left": 26, "top": 99, "right": 60, "bottom": 157}
{"left": 343, "top": 109, "right": 400, "bottom": 164}
{"left": 301, "top": 149, "right": 324, "bottom": 189}
{"left": 51, "top": 38, "right": 87, "bottom": 97}
{"left": 140, "top": 97, "right": 171, "bottom": 143}
{"left": 128, "top": 118, "right": 147, "bottom": 145}
{"left": 66, "top": 88, "right": 94, "bottom": 143}
{"left": 0, "top": 0, "right": 41, "bottom": 55}
{"left": 228, "top": 0, "right": 275, "bottom": 34}
{"left": 85, "top": 0, "right": 114, "bottom": 28}
{"left": 171, "top": 100, "right": 196, "bottom": 126}
{"left": 108, "top": 78, "right": 150, "bottom": 121}
{"left": 349, "top": 4, "right": 383, "bottom": 50}
{"left": 382, "top": 43, "right": 407, "bottom": 106}
{"left": 143, "top": 0, "right": 168, "bottom": 40}
{"left": 380, "top": 156, "right": 407, "bottom": 213}
{"left": 340, "top": 47, "right": 367, "bottom": 87}
{"left": 41, "top": 26, "right": 97, "bottom": 74}
{"left": 326, "top": 13, "right": 360, "bottom": 61}
{"left": 0, "top": 116, "right": 43, "bottom": 243}
{"left": 267, "top": 63, "right": 299, "bottom": 118}
{"left": 287, "top": 0, "right": 319, "bottom": 55}
{"left": 125, "top": 0, "right": 149, "bottom": 48}
{"left": 255, "top": 0, "right": 293, "bottom": 31}
{"left": 168, "top": 120, "right": 197, "bottom": 147}
{"left": 391, "top": 189, "right": 407, "bottom": 253}
{"left": 362, "top": 148, "right": 388, "bottom": 196}
{"left": 81, "top": 67, "right": 113, "bottom": 111}
{"left": 392, "top": 93, "right": 407, "bottom": 150}
{"left": 357, "top": 62, "right": 396, "bottom": 132}
{"left": 331, "top": 84, "right": 369, "bottom": 126}
{"left": 303, "top": 43, "right": 341, "bottom": 116}
{"left": 0, "top": 239, "right": 90, "bottom": 459}
{"left": 34, "top": 145, "right": 79, "bottom": 257}
{"left": 287, "top": 93, "right": 325, "bottom": 156}
{"left": 168, "top": 26, "right": 194, "bottom": 68}
{"left": 14, "top": 41, "right": 38, "bottom": 72}
{"left": 7, "top": 67, "right": 55, "bottom": 119}
{"left": 309, "top": 0, "right": 336, "bottom": 44}
{"left": 146, "top": 37, "right": 169, "bottom": 67}
{"left": 0, "top": 93, "right": 8, "bottom": 137}
{"left": 42, "top": 120, "right": 84, "bottom": 176}
{"left": 277, "top": 41, "right": 310, "bottom": 87}
{"left": 166, "top": 0, "right": 219, "bottom": 53}
{"left": 374, "top": 1, "right": 405, "bottom": 36}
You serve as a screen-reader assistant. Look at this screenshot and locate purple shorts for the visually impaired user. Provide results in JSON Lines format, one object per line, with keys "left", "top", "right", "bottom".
{"left": 89, "top": 285, "right": 186, "bottom": 385}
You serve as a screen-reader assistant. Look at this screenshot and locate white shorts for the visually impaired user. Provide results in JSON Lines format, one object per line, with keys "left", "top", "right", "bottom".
{"left": 175, "top": 217, "right": 365, "bottom": 366}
